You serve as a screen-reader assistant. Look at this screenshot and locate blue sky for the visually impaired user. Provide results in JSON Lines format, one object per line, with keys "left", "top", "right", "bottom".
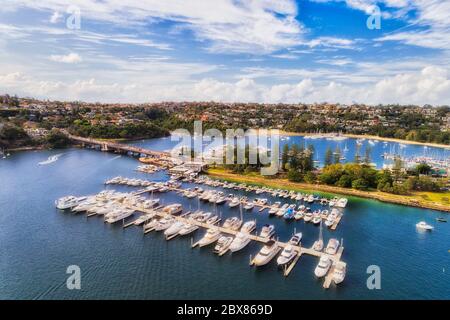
{"left": 0, "top": 0, "right": 449, "bottom": 105}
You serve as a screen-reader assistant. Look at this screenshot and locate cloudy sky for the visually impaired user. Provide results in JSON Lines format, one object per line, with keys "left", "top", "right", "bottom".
{"left": 0, "top": 0, "right": 449, "bottom": 105}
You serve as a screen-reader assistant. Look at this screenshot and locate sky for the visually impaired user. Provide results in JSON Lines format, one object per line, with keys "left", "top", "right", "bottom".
{"left": 0, "top": 0, "right": 449, "bottom": 105}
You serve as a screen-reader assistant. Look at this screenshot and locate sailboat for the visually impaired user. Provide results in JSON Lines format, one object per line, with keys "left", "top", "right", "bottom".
{"left": 313, "top": 219, "right": 324, "bottom": 252}
{"left": 343, "top": 143, "right": 349, "bottom": 153}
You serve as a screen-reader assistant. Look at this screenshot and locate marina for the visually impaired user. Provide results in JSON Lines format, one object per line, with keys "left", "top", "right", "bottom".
{"left": 104, "top": 176, "right": 346, "bottom": 230}
{"left": 55, "top": 188, "right": 347, "bottom": 289}
{"left": 1, "top": 140, "right": 449, "bottom": 300}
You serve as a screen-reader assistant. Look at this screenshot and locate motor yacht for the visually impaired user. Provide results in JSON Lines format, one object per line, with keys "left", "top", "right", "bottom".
{"left": 276, "top": 244, "right": 297, "bottom": 266}
{"left": 253, "top": 240, "right": 280, "bottom": 266}
{"left": 214, "top": 236, "right": 233, "bottom": 254}
{"left": 335, "top": 198, "right": 348, "bottom": 208}
{"left": 55, "top": 196, "right": 87, "bottom": 210}
{"left": 416, "top": 221, "right": 434, "bottom": 231}
{"left": 162, "top": 204, "right": 182, "bottom": 215}
{"left": 283, "top": 208, "right": 295, "bottom": 220}
{"left": 258, "top": 198, "right": 268, "bottom": 205}
{"left": 312, "top": 212, "right": 322, "bottom": 225}
{"left": 241, "top": 220, "right": 256, "bottom": 233}
{"left": 333, "top": 261, "right": 347, "bottom": 284}
{"left": 105, "top": 209, "right": 135, "bottom": 224}
{"left": 259, "top": 224, "right": 275, "bottom": 238}
{"left": 325, "top": 238, "right": 340, "bottom": 255}
{"left": 276, "top": 208, "right": 286, "bottom": 217}
{"left": 164, "top": 221, "right": 185, "bottom": 238}
{"left": 143, "top": 218, "right": 159, "bottom": 230}
{"left": 289, "top": 232, "right": 302, "bottom": 245}
{"left": 206, "top": 215, "right": 220, "bottom": 225}
{"left": 228, "top": 197, "right": 240, "bottom": 208}
{"left": 294, "top": 211, "right": 304, "bottom": 220}
{"left": 197, "top": 228, "right": 221, "bottom": 247}
{"left": 178, "top": 222, "right": 199, "bottom": 236}
{"left": 215, "top": 196, "right": 227, "bottom": 205}
{"left": 229, "top": 232, "right": 251, "bottom": 252}
{"left": 133, "top": 212, "right": 157, "bottom": 226}
{"left": 244, "top": 202, "right": 254, "bottom": 211}
{"left": 329, "top": 197, "right": 339, "bottom": 207}
{"left": 303, "top": 212, "right": 313, "bottom": 222}
{"left": 196, "top": 212, "right": 212, "bottom": 222}
{"left": 223, "top": 217, "right": 242, "bottom": 231}
{"left": 314, "top": 255, "right": 332, "bottom": 277}
{"left": 154, "top": 216, "right": 175, "bottom": 231}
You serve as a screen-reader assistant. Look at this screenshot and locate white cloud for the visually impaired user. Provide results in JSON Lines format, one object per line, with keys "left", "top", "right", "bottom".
{"left": 1, "top": 66, "right": 449, "bottom": 105}
{"left": 49, "top": 53, "right": 82, "bottom": 63}
{"left": 49, "top": 11, "right": 62, "bottom": 23}
{"left": 1, "top": 0, "right": 303, "bottom": 54}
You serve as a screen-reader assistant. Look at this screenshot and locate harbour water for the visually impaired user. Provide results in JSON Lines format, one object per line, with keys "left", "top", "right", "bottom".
{"left": 0, "top": 137, "right": 449, "bottom": 299}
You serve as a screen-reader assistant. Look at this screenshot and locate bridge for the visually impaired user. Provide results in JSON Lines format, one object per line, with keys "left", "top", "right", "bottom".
{"left": 66, "top": 134, "right": 170, "bottom": 158}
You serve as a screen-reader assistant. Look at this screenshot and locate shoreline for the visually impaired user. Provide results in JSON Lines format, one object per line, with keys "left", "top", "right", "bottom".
{"left": 278, "top": 130, "right": 450, "bottom": 150}
{"left": 206, "top": 168, "right": 450, "bottom": 213}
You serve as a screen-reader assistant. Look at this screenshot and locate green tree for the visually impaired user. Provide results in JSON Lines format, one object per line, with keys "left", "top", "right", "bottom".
{"left": 324, "top": 147, "right": 333, "bottom": 166}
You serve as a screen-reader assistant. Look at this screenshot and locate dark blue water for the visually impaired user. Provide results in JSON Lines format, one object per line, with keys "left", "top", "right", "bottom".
{"left": 0, "top": 142, "right": 449, "bottom": 299}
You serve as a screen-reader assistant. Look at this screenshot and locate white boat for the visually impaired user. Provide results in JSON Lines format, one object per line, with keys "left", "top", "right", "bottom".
{"left": 416, "top": 221, "right": 434, "bottom": 231}
{"left": 196, "top": 212, "right": 212, "bottom": 222}
{"left": 325, "top": 238, "right": 340, "bottom": 255}
{"left": 244, "top": 203, "right": 254, "bottom": 211}
{"left": 72, "top": 199, "right": 97, "bottom": 212}
{"left": 312, "top": 213, "right": 322, "bottom": 225}
{"left": 154, "top": 216, "right": 175, "bottom": 231}
{"left": 253, "top": 240, "right": 280, "bottom": 266}
{"left": 333, "top": 261, "right": 347, "bottom": 284}
{"left": 335, "top": 198, "right": 348, "bottom": 208}
{"left": 229, "top": 197, "right": 240, "bottom": 208}
{"left": 206, "top": 215, "right": 220, "bottom": 225}
{"left": 303, "top": 212, "right": 313, "bottom": 222}
{"left": 143, "top": 218, "right": 159, "bottom": 230}
{"left": 215, "top": 196, "right": 227, "bottom": 205}
{"left": 55, "top": 196, "right": 86, "bottom": 210}
{"left": 313, "top": 220, "right": 324, "bottom": 251}
{"left": 241, "top": 220, "right": 256, "bottom": 233}
{"left": 329, "top": 197, "right": 338, "bottom": 207}
{"left": 133, "top": 212, "right": 157, "bottom": 225}
{"left": 325, "top": 213, "right": 335, "bottom": 227}
{"left": 289, "top": 232, "right": 302, "bottom": 245}
{"left": 276, "top": 244, "right": 297, "bottom": 266}
{"left": 105, "top": 209, "right": 135, "bottom": 224}
{"left": 259, "top": 224, "right": 275, "bottom": 238}
{"left": 276, "top": 208, "right": 286, "bottom": 217}
{"left": 164, "top": 221, "right": 185, "bottom": 238}
{"left": 223, "top": 217, "right": 242, "bottom": 231}
{"left": 214, "top": 236, "right": 233, "bottom": 253}
{"left": 162, "top": 203, "right": 182, "bottom": 215}
{"left": 197, "top": 228, "right": 221, "bottom": 247}
{"left": 314, "top": 255, "right": 332, "bottom": 278}
{"left": 258, "top": 198, "right": 268, "bottom": 205}
{"left": 178, "top": 223, "right": 199, "bottom": 236}
{"left": 294, "top": 211, "right": 303, "bottom": 220}
{"left": 229, "top": 232, "right": 251, "bottom": 252}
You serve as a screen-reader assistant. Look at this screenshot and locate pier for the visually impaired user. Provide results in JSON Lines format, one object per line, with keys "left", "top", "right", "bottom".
{"left": 67, "top": 134, "right": 170, "bottom": 158}
{"left": 119, "top": 201, "right": 345, "bottom": 287}
{"left": 113, "top": 180, "right": 345, "bottom": 231}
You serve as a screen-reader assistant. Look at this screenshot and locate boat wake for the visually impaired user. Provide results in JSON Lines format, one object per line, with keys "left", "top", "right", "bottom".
{"left": 109, "top": 155, "right": 122, "bottom": 161}
{"left": 38, "top": 153, "right": 63, "bottom": 165}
